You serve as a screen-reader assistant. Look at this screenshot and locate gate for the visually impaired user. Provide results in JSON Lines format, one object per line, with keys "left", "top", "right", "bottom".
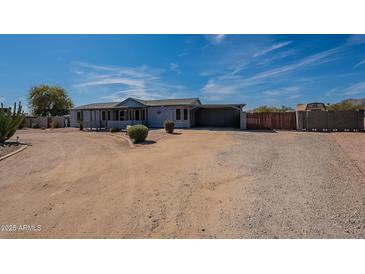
{"left": 246, "top": 112, "right": 296, "bottom": 130}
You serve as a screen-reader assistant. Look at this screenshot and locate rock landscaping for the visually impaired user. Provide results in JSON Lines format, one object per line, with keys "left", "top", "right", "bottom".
{"left": 0, "top": 143, "right": 23, "bottom": 159}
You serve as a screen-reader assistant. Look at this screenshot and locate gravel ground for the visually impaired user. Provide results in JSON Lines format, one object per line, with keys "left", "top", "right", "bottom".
{"left": 218, "top": 131, "right": 365, "bottom": 238}
{"left": 0, "top": 129, "right": 364, "bottom": 238}
{"left": 0, "top": 143, "right": 23, "bottom": 158}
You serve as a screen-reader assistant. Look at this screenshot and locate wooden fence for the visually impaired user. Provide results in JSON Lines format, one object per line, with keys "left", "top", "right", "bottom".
{"left": 246, "top": 112, "right": 296, "bottom": 130}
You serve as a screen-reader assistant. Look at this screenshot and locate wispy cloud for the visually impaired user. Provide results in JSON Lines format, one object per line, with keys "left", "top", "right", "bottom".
{"left": 201, "top": 46, "right": 340, "bottom": 99}
{"left": 346, "top": 34, "right": 365, "bottom": 46}
{"left": 0, "top": 97, "right": 4, "bottom": 103}
{"left": 353, "top": 58, "right": 365, "bottom": 69}
{"left": 262, "top": 86, "right": 299, "bottom": 97}
{"left": 73, "top": 62, "right": 185, "bottom": 101}
{"left": 253, "top": 41, "right": 292, "bottom": 57}
{"left": 255, "top": 49, "right": 297, "bottom": 67}
{"left": 205, "top": 34, "right": 226, "bottom": 44}
{"left": 169, "top": 62, "right": 180, "bottom": 74}
{"left": 344, "top": 81, "right": 365, "bottom": 95}
{"left": 326, "top": 88, "right": 337, "bottom": 96}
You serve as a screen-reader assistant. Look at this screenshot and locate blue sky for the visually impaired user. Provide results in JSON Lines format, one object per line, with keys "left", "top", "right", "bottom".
{"left": 0, "top": 34, "right": 365, "bottom": 110}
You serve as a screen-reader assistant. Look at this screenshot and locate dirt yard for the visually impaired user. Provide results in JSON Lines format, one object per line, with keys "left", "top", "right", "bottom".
{"left": 0, "top": 128, "right": 364, "bottom": 238}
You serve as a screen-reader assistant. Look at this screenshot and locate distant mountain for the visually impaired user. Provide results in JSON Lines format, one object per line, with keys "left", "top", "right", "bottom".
{"left": 341, "top": 98, "right": 365, "bottom": 106}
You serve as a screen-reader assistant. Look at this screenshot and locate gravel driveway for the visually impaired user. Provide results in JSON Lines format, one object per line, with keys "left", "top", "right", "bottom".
{"left": 218, "top": 131, "right": 365, "bottom": 238}
{"left": 0, "top": 129, "right": 364, "bottom": 238}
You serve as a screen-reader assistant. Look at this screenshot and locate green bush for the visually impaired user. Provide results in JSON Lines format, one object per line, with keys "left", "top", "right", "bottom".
{"left": 32, "top": 123, "right": 40, "bottom": 129}
{"left": 78, "top": 121, "right": 83, "bottom": 131}
{"left": 164, "top": 120, "right": 175, "bottom": 134}
{"left": 108, "top": 127, "right": 119, "bottom": 133}
{"left": 18, "top": 118, "right": 26, "bottom": 129}
{"left": 127, "top": 124, "right": 149, "bottom": 143}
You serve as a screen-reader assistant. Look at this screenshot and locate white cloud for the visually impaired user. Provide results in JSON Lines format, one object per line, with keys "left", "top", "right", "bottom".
{"left": 353, "top": 58, "right": 365, "bottom": 69}
{"left": 288, "top": 94, "right": 301, "bottom": 99}
{"left": 346, "top": 35, "right": 365, "bottom": 46}
{"left": 326, "top": 88, "right": 337, "bottom": 96}
{"left": 201, "top": 47, "right": 340, "bottom": 98}
{"left": 262, "top": 86, "right": 299, "bottom": 96}
{"left": 0, "top": 97, "right": 4, "bottom": 103}
{"left": 169, "top": 62, "right": 180, "bottom": 74}
{"left": 344, "top": 81, "right": 365, "bottom": 95}
{"left": 73, "top": 62, "right": 185, "bottom": 101}
{"left": 205, "top": 34, "right": 226, "bottom": 44}
{"left": 76, "top": 77, "right": 145, "bottom": 88}
{"left": 255, "top": 49, "right": 297, "bottom": 67}
{"left": 253, "top": 41, "right": 292, "bottom": 57}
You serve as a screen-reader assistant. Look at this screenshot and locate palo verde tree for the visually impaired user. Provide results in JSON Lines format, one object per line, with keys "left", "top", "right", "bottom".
{"left": 252, "top": 105, "right": 294, "bottom": 112}
{"left": 0, "top": 102, "right": 25, "bottom": 142}
{"left": 28, "top": 85, "right": 74, "bottom": 116}
{"left": 326, "top": 101, "right": 361, "bottom": 111}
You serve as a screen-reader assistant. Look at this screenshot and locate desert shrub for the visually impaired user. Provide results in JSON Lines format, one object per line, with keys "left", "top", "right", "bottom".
{"left": 127, "top": 124, "right": 149, "bottom": 143}
{"left": 164, "top": 120, "right": 175, "bottom": 134}
{"left": 78, "top": 121, "right": 83, "bottom": 131}
{"left": 108, "top": 127, "right": 119, "bottom": 133}
{"left": 18, "top": 118, "right": 26, "bottom": 129}
{"left": 50, "top": 121, "right": 59, "bottom": 129}
{"left": 0, "top": 102, "right": 25, "bottom": 142}
{"left": 32, "top": 123, "right": 40, "bottom": 129}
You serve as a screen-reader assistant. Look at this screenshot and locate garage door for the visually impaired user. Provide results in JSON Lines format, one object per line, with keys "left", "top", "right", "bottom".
{"left": 195, "top": 108, "right": 240, "bottom": 128}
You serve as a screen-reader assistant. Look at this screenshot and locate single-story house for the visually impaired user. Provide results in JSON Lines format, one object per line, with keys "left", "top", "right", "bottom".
{"left": 70, "top": 97, "right": 246, "bottom": 129}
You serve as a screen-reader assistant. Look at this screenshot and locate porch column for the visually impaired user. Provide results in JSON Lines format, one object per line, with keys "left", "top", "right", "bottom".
{"left": 90, "top": 110, "right": 92, "bottom": 130}
{"left": 187, "top": 107, "right": 191, "bottom": 128}
{"left": 99, "top": 109, "right": 101, "bottom": 130}
{"left": 240, "top": 111, "right": 247, "bottom": 130}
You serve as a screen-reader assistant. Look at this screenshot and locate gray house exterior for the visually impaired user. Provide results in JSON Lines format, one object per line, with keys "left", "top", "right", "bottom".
{"left": 70, "top": 97, "right": 246, "bottom": 129}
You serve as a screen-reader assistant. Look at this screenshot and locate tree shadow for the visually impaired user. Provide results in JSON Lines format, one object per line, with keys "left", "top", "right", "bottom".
{"left": 244, "top": 129, "right": 278, "bottom": 133}
{"left": 191, "top": 127, "right": 241, "bottom": 132}
{"left": 135, "top": 140, "right": 157, "bottom": 145}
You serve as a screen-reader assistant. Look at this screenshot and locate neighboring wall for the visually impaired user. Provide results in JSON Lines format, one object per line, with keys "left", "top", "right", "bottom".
{"left": 24, "top": 116, "right": 67, "bottom": 128}
{"left": 297, "top": 110, "right": 365, "bottom": 131}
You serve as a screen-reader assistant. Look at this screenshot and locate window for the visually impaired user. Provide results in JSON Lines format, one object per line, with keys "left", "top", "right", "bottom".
{"left": 107, "top": 111, "right": 111, "bottom": 120}
{"left": 119, "top": 110, "right": 126, "bottom": 121}
{"left": 183, "top": 108, "right": 188, "bottom": 120}
{"left": 77, "top": 111, "right": 83, "bottom": 121}
{"left": 176, "top": 109, "right": 181, "bottom": 120}
{"left": 102, "top": 111, "right": 106, "bottom": 120}
{"left": 141, "top": 109, "right": 145, "bottom": 120}
{"left": 135, "top": 109, "right": 140, "bottom": 120}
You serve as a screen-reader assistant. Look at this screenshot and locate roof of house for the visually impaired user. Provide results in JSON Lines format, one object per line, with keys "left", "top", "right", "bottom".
{"left": 72, "top": 102, "right": 120, "bottom": 110}
{"left": 71, "top": 97, "right": 202, "bottom": 110}
{"left": 195, "top": 104, "right": 245, "bottom": 109}
{"left": 133, "top": 98, "right": 201, "bottom": 106}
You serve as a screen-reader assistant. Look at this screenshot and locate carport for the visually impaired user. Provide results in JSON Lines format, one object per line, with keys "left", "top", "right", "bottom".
{"left": 191, "top": 104, "right": 245, "bottom": 129}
